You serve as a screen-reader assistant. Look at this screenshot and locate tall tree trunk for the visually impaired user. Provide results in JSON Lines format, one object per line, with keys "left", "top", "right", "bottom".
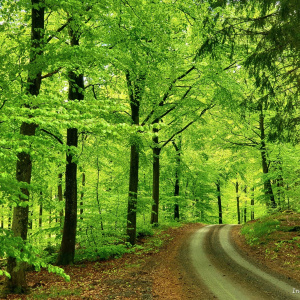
{"left": 127, "top": 144, "right": 139, "bottom": 245}
{"left": 275, "top": 160, "right": 284, "bottom": 209}
{"left": 56, "top": 27, "right": 84, "bottom": 265}
{"left": 8, "top": 206, "right": 12, "bottom": 230}
{"left": 126, "top": 71, "right": 143, "bottom": 245}
{"left": 216, "top": 179, "right": 222, "bottom": 224}
{"left": 251, "top": 187, "right": 255, "bottom": 221}
{"left": 80, "top": 172, "right": 85, "bottom": 220}
{"left": 1, "top": 205, "right": 3, "bottom": 228}
{"left": 236, "top": 181, "right": 241, "bottom": 225}
{"left": 244, "top": 201, "right": 247, "bottom": 223}
{"left": 150, "top": 127, "right": 160, "bottom": 225}
{"left": 49, "top": 208, "right": 52, "bottom": 239}
{"left": 58, "top": 173, "right": 63, "bottom": 225}
{"left": 39, "top": 203, "right": 43, "bottom": 228}
{"left": 96, "top": 158, "right": 104, "bottom": 230}
{"left": 172, "top": 140, "right": 181, "bottom": 220}
{"left": 6, "top": 0, "right": 44, "bottom": 293}
{"left": 259, "top": 110, "right": 276, "bottom": 208}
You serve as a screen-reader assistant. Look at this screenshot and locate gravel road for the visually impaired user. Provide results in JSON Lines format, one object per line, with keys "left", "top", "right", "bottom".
{"left": 189, "top": 224, "right": 300, "bottom": 300}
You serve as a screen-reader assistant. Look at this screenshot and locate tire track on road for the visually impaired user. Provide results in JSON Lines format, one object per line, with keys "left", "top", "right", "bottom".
{"left": 189, "top": 225, "right": 299, "bottom": 300}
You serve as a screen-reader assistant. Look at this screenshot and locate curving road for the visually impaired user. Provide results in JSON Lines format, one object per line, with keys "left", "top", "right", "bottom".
{"left": 189, "top": 224, "right": 300, "bottom": 300}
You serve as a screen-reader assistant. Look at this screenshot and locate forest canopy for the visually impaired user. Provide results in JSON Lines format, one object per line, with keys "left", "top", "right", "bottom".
{"left": 0, "top": 0, "right": 299, "bottom": 294}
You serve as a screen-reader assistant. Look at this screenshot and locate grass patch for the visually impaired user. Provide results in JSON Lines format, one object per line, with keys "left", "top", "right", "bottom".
{"left": 241, "top": 217, "right": 280, "bottom": 245}
{"left": 29, "top": 286, "right": 81, "bottom": 299}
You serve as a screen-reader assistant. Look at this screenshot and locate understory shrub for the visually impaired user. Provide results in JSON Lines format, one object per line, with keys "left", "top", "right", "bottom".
{"left": 241, "top": 218, "right": 280, "bottom": 245}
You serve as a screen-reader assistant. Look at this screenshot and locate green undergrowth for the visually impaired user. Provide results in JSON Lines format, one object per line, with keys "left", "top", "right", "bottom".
{"left": 241, "top": 211, "right": 300, "bottom": 246}
{"left": 28, "top": 286, "right": 81, "bottom": 299}
{"left": 74, "top": 221, "right": 183, "bottom": 263}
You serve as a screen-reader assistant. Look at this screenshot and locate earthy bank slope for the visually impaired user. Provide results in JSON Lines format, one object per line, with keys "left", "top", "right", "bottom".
{"left": 232, "top": 212, "right": 300, "bottom": 285}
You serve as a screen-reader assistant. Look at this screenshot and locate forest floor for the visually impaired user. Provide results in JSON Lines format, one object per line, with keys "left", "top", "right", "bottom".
{"left": 1, "top": 212, "right": 300, "bottom": 299}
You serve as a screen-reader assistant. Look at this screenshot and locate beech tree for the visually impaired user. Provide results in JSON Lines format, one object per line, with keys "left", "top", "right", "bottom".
{"left": 56, "top": 20, "right": 85, "bottom": 265}
{"left": 6, "top": 0, "right": 45, "bottom": 293}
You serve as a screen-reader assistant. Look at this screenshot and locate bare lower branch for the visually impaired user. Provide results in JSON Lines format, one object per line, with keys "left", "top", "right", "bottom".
{"left": 41, "top": 68, "right": 62, "bottom": 79}
{"left": 41, "top": 129, "right": 63, "bottom": 144}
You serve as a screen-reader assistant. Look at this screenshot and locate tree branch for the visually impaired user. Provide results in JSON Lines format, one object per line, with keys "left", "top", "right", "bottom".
{"left": 141, "top": 69, "right": 196, "bottom": 126}
{"left": 224, "top": 139, "right": 257, "bottom": 148}
{"left": 161, "top": 104, "right": 214, "bottom": 148}
{"left": 0, "top": 100, "right": 7, "bottom": 110}
{"left": 151, "top": 85, "right": 194, "bottom": 124}
{"left": 41, "top": 67, "right": 62, "bottom": 79}
{"left": 47, "top": 19, "right": 72, "bottom": 43}
{"left": 40, "top": 129, "right": 63, "bottom": 144}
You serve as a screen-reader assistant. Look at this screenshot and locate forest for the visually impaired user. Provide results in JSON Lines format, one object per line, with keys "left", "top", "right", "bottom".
{"left": 0, "top": 0, "right": 299, "bottom": 296}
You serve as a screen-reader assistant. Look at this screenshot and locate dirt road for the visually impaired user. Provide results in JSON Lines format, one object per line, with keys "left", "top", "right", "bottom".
{"left": 2, "top": 223, "right": 299, "bottom": 299}
{"left": 188, "top": 224, "right": 300, "bottom": 300}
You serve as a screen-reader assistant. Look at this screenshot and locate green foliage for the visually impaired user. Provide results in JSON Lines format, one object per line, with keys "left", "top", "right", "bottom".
{"left": 137, "top": 225, "right": 154, "bottom": 239}
{"left": 0, "top": 229, "right": 69, "bottom": 281}
{"left": 241, "top": 218, "right": 280, "bottom": 245}
{"left": 29, "top": 286, "right": 81, "bottom": 299}
{"left": 75, "top": 244, "right": 129, "bottom": 262}
{"left": 0, "top": 0, "right": 298, "bottom": 293}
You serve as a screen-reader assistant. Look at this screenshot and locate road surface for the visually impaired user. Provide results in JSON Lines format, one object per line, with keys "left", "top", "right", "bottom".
{"left": 189, "top": 224, "right": 300, "bottom": 300}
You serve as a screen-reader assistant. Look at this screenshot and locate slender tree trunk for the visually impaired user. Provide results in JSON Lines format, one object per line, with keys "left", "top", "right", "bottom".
{"left": 126, "top": 71, "right": 144, "bottom": 245}
{"left": 48, "top": 208, "right": 52, "bottom": 238}
{"left": 287, "top": 184, "right": 290, "bottom": 209}
{"left": 28, "top": 205, "right": 33, "bottom": 231}
{"left": 216, "top": 179, "right": 222, "bottom": 224}
{"left": 244, "top": 201, "right": 247, "bottom": 223}
{"left": 236, "top": 181, "right": 241, "bottom": 224}
{"left": 6, "top": 1, "right": 44, "bottom": 293}
{"left": 96, "top": 158, "right": 104, "bottom": 230}
{"left": 174, "top": 178, "right": 180, "bottom": 220}
{"left": 251, "top": 187, "right": 255, "bottom": 220}
{"left": 58, "top": 173, "right": 63, "bottom": 225}
{"left": 56, "top": 27, "right": 84, "bottom": 265}
{"left": 39, "top": 204, "right": 43, "bottom": 228}
{"left": 80, "top": 172, "right": 85, "bottom": 220}
{"left": 1, "top": 205, "right": 3, "bottom": 229}
{"left": 127, "top": 144, "right": 139, "bottom": 245}
{"left": 172, "top": 140, "right": 181, "bottom": 220}
{"left": 150, "top": 128, "right": 160, "bottom": 225}
{"left": 275, "top": 160, "right": 284, "bottom": 209}
{"left": 259, "top": 110, "right": 276, "bottom": 208}
{"left": 8, "top": 206, "right": 12, "bottom": 230}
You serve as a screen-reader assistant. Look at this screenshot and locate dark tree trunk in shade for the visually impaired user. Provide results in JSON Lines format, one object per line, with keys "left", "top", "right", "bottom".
{"left": 259, "top": 110, "right": 276, "bottom": 208}
{"left": 216, "top": 179, "right": 222, "bottom": 224}
{"left": 39, "top": 203, "right": 43, "bottom": 228}
{"left": 96, "top": 159, "right": 104, "bottom": 230}
{"left": 126, "top": 71, "right": 144, "bottom": 245}
{"left": 1, "top": 206, "right": 3, "bottom": 228}
{"left": 172, "top": 140, "right": 181, "bottom": 220}
{"left": 58, "top": 173, "right": 63, "bottom": 225}
{"left": 150, "top": 129, "right": 160, "bottom": 225}
{"left": 251, "top": 187, "right": 255, "bottom": 220}
{"left": 127, "top": 144, "right": 139, "bottom": 245}
{"left": 56, "top": 128, "right": 78, "bottom": 265}
{"left": 6, "top": 0, "right": 44, "bottom": 293}
{"left": 174, "top": 180, "right": 180, "bottom": 220}
{"left": 80, "top": 172, "right": 85, "bottom": 220}
{"left": 56, "top": 26, "right": 84, "bottom": 265}
{"left": 8, "top": 206, "right": 12, "bottom": 229}
{"left": 236, "top": 181, "right": 241, "bottom": 225}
